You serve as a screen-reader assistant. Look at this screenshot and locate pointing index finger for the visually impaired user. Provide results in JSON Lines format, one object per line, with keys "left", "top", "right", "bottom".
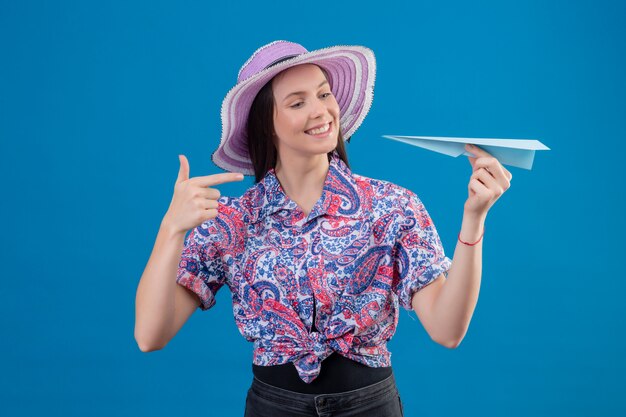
{"left": 192, "top": 172, "right": 245, "bottom": 187}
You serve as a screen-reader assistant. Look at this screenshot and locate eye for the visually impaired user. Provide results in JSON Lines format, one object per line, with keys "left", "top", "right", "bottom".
{"left": 290, "top": 102, "right": 304, "bottom": 109}
{"left": 321, "top": 92, "right": 332, "bottom": 99}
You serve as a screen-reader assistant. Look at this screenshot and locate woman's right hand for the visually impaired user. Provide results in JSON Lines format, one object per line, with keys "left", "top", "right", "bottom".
{"left": 162, "top": 154, "right": 244, "bottom": 235}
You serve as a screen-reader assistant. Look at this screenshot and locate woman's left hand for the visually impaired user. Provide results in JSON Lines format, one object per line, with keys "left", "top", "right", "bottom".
{"left": 464, "top": 144, "right": 512, "bottom": 218}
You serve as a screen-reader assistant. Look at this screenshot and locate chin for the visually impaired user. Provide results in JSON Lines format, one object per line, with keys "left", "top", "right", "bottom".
{"left": 322, "top": 137, "right": 339, "bottom": 154}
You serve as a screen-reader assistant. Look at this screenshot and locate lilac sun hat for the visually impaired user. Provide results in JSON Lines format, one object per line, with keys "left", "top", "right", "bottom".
{"left": 212, "top": 40, "right": 376, "bottom": 175}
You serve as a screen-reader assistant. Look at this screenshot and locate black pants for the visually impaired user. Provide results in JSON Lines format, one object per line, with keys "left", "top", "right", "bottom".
{"left": 244, "top": 372, "right": 404, "bottom": 417}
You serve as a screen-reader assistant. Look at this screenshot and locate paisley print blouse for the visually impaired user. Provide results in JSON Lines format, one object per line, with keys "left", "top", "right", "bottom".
{"left": 176, "top": 151, "right": 452, "bottom": 383}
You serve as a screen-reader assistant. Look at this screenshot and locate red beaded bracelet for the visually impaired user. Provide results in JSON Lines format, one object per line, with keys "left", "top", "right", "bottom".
{"left": 458, "top": 228, "right": 484, "bottom": 246}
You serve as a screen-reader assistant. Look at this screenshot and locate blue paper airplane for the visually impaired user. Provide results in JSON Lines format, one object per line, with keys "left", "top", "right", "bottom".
{"left": 382, "top": 135, "right": 550, "bottom": 170}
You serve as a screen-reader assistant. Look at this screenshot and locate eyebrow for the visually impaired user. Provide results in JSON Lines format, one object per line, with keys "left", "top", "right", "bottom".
{"left": 282, "top": 80, "right": 329, "bottom": 102}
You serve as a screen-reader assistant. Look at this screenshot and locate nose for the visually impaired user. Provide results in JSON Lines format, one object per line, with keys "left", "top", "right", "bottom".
{"left": 309, "top": 96, "right": 327, "bottom": 119}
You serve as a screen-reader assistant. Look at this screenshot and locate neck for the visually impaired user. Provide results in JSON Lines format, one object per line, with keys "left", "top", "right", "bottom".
{"left": 274, "top": 153, "right": 330, "bottom": 204}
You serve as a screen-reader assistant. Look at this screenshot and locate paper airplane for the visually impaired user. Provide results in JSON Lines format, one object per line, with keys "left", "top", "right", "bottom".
{"left": 382, "top": 135, "right": 550, "bottom": 170}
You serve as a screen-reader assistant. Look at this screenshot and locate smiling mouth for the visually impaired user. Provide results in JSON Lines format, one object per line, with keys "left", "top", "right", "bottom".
{"left": 305, "top": 122, "right": 332, "bottom": 135}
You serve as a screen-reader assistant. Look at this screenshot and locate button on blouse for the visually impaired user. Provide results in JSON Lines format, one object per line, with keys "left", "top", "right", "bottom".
{"left": 176, "top": 151, "right": 452, "bottom": 383}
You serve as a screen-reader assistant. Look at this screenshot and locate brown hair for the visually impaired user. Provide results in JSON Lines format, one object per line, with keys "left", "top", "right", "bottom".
{"left": 246, "top": 66, "right": 350, "bottom": 183}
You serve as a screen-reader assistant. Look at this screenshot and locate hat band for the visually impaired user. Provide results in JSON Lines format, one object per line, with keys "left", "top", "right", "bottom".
{"left": 264, "top": 54, "right": 300, "bottom": 70}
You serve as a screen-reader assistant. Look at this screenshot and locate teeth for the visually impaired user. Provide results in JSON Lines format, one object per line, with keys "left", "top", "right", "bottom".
{"left": 306, "top": 123, "right": 330, "bottom": 135}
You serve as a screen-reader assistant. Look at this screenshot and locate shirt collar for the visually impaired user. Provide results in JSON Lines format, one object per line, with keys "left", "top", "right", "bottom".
{"left": 245, "top": 151, "right": 365, "bottom": 223}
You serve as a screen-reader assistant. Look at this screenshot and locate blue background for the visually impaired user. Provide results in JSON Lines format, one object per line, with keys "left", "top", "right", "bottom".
{"left": 2, "top": 0, "right": 624, "bottom": 416}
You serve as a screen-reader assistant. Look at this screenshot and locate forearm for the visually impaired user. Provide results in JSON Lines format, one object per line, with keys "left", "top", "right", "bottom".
{"left": 134, "top": 221, "right": 186, "bottom": 350}
{"left": 430, "top": 212, "right": 485, "bottom": 347}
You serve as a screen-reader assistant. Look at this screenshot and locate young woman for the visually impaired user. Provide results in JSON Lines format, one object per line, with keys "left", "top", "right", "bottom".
{"left": 135, "top": 40, "right": 512, "bottom": 417}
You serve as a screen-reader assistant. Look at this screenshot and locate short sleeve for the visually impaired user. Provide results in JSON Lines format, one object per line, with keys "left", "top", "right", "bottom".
{"left": 176, "top": 219, "right": 228, "bottom": 311}
{"left": 392, "top": 190, "right": 452, "bottom": 311}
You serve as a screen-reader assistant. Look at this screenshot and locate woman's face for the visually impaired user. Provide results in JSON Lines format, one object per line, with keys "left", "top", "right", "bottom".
{"left": 271, "top": 64, "right": 340, "bottom": 161}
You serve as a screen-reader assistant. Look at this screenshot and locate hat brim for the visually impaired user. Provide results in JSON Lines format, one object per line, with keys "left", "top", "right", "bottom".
{"left": 212, "top": 45, "right": 376, "bottom": 175}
